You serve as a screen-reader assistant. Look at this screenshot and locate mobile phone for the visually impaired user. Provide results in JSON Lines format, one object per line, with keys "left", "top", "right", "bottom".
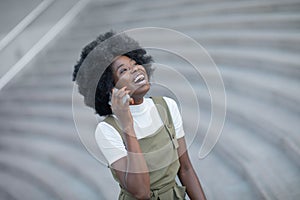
{"left": 109, "top": 88, "right": 130, "bottom": 105}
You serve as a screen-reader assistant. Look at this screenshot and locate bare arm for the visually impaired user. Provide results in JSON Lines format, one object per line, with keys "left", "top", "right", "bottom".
{"left": 110, "top": 87, "right": 150, "bottom": 199}
{"left": 177, "top": 137, "right": 207, "bottom": 200}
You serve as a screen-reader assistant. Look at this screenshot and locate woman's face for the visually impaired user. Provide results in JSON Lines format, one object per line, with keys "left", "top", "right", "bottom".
{"left": 111, "top": 56, "right": 150, "bottom": 98}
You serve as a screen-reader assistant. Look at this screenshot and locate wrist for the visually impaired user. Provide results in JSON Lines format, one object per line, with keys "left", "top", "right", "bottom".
{"left": 122, "top": 127, "right": 136, "bottom": 140}
{"left": 122, "top": 126, "right": 135, "bottom": 137}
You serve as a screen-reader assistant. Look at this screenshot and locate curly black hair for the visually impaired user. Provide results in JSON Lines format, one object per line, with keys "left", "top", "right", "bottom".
{"left": 72, "top": 31, "right": 154, "bottom": 116}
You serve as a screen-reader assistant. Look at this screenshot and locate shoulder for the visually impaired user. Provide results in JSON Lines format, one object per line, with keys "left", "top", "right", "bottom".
{"left": 162, "top": 96, "right": 179, "bottom": 109}
{"left": 162, "top": 97, "right": 181, "bottom": 117}
{"left": 95, "top": 119, "right": 127, "bottom": 165}
{"left": 95, "top": 119, "right": 122, "bottom": 141}
{"left": 96, "top": 119, "right": 116, "bottom": 133}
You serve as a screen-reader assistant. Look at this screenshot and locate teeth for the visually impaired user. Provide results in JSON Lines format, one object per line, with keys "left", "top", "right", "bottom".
{"left": 134, "top": 74, "right": 145, "bottom": 83}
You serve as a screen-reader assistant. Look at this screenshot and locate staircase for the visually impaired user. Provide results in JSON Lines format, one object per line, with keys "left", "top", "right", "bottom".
{"left": 0, "top": 0, "right": 299, "bottom": 199}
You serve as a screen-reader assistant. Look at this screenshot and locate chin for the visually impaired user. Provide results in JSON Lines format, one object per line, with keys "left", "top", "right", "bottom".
{"left": 132, "top": 83, "right": 150, "bottom": 96}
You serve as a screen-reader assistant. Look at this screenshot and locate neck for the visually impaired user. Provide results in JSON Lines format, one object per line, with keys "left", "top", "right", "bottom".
{"left": 131, "top": 96, "right": 144, "bottom": 105}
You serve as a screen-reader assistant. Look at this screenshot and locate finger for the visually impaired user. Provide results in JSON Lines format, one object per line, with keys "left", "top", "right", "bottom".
{"left": 116, "top": 89, "right": 128, "bottom": 100}
{"left": 112, "top": 87, "right": 130, "bottom": 105}
{"left": 112, "top": 87, "right": 120, "bottom": 96}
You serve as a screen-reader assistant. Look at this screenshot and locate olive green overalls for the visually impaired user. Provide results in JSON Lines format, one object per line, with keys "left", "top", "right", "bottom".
{"left": 104, "top": 97, "right": 186, "bottom": 200}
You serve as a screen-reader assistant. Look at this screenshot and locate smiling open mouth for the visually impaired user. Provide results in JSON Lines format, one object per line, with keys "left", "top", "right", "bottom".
{"left": 134, "top": 74, "right": 145, "bottom": 83}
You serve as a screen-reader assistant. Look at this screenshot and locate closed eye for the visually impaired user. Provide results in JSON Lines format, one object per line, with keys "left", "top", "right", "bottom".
{"left": 119, "top": 66, "right": 129, "bottom": 74}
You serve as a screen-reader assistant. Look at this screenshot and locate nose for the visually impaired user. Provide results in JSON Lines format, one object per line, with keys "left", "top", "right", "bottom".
{"left": 131, "top": 64, "right": 138, "bottom": 73}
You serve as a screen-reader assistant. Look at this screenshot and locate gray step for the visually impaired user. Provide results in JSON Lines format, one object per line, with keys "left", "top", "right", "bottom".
{"left": 0, "top": 102, "right": 74, "bottom": 124}
{"left": 0, "top": 0, "right": 78, "bottom": 77}
{"left": 0, "top": 100, "right": 93, "bottom": 123}
{"left": 224, "top": 92, "right": 300, "bottom": 166}
{"left": 0, "top": 117, "right": 80, "bottom": 145}
{"left": 208, "top": 47, "right": 300, "bottom": 79}
{"left": 78, "top": 11, "right": 300, "bottom": 32}
{"left": 187, "top": 145, "right": 262, "bottom": 200}
{"left": 87, "top": 0, "right": 200, "bottom": 16}
{"left": 189, "top": 30, "right": 300, "bottom": 53}
{"left": 81, "top": 1, "right": 298, "bottom": 29}
{"left": 217, "top": 122, "right": 300, "bottom": 199}
{"left": 191, "top": 88, "right": 298, "bottom": 149}
{"left": 169, "top": 62, "right": 299, "bottom": 114}
{"left": 0, "top": 151, "right": 99, "bottom": 200}
{"left": 189, "top": 109, "right": 300, "bottom": 199}
{"left": 131, "top": 0, "right": 300, "bottom": 16}
{"left": 220, "top": 66, "right": 300, "bottom": 114}
{"left": 160, "top": 0, "right": 300, "bottom": 17}
{"left": 0, "top": 134, "right": 117, "bottom": 199}
{"left": 193, "top": 84, "right": 300, "bottom": 165}
{"left": 0, "top": 103, "right": 99, "bottom": 142}
{"left": 173, "top": 13, "right": 300, "bottom": 30}
{"left": 0, "top": 109, "right": 99, "bottom": 146}
{"left": 150, "top": 60, "right": 299, "bottom": 115}
{"left": 0, "top": 171, "right": 54, "bottom": 200}
{"left": 1, "top": 85, "right": 72, "bottom": 104}
{"left": 9, "top": 74, "right": 72, "bottom": 88}
{"left": 63, "top": 29, "right": 300, "bottom": 55}
{"left": 24, "top": 60, "right": 75, "bottom": 76}
{"left": 85, "top": 0, "right": 300, "bottom": 26}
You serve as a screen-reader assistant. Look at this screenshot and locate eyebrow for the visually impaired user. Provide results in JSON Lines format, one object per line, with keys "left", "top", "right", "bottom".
{"left": 116, "top": 63, "right": 124, "bottom": 71}
{"left": 115, "top": 59, "right": 134, "bottom": 71}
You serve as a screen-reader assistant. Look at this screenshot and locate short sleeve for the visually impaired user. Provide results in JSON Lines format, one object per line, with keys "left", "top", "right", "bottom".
{"left": 95, "top": 122, "right": 127, "bottom": 165}
{"left": 163, "top": 97, "right": 185, "bottom": 139}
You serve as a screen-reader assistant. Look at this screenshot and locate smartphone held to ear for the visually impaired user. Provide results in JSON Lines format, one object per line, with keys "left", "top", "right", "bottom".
{"left": 109, "top": 88, "right": 130, "bottom": 105}
{"left": 121, "top": 93, "right": 130, "bottom": 104}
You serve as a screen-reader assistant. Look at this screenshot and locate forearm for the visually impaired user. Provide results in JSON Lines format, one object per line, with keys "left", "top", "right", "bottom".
{"left": 177, "top": 137, "right": 206, "bottom": 200}
{"left": 123, "top": 128, "right": 150, "bottom": 199}
{"left": 178, "top": 167, "right": 206, "bottom": 200}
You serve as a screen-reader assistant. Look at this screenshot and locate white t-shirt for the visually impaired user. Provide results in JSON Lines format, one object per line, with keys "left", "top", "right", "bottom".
{"left": 95, "top": 97, "right": 185, "bottom": 165}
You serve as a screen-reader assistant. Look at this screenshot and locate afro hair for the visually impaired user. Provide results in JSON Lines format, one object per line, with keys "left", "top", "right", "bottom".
{"left": 72, "top": 31, "right": 153, "bottom": 116}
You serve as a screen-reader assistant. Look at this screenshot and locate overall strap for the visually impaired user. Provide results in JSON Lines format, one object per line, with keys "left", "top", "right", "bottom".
{"left": 151, "top": 97, "right": 179, "bottom": 149}
{"left": 103, "top": 116, "right": 125, "bottom": 143}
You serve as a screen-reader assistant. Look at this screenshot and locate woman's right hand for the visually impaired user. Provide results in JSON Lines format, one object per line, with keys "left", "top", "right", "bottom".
{"left": 111, "top": 87, "right": 134, "bottom": 133}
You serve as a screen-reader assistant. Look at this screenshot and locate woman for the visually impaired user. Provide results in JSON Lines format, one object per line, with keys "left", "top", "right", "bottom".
{"left": 73, "top": 31, "right": 206, "bottom": 200}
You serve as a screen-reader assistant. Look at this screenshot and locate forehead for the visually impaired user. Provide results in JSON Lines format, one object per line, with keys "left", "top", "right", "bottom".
{"left": 111, "top": 56, "right": 132, "bottom": 68}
